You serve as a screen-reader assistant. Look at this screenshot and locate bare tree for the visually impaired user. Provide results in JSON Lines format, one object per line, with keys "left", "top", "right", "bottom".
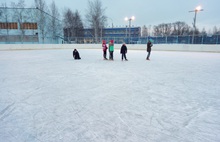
{"left": 0, "top": 3, "right": 10, "bottom": 40}
{"left": 35, "top": 0, "right": 48, "bottom": 43}
{"left": 142, "top": 25, "right": 148, "bottom": 37}
{"left": 153, "top": 25, "right": 159, "bottom": 36}
{"left": 153, "top": 21, "right": 192, "bottom": 36}
{"left": 86, "top": 0, "right": 106, "bottom": 43}
{"left": 162, "top": 23, "right": 172, "bottom": 36}
{"left": 11, "top": 0, "right": 28, "bottom": 43}
{"left": 63, "top": 9, "right": 84, "bottom": 43}
{"left": 213, "top": 26, "right": 218, "bottom": 35}
{"left": 148, "top": 25, "right": 152, "bottom": 36}
{"left": 172, "top": 21, "right": 190, "bottom": 35}
{"left": 63, "top": 8, "right": 74, "bottom": 43}
{"left": 48, "top": 0, "right": 62, "bottom": 43}
{"left": 153, "top": 23, "right": 172, "bottom": 36}
{"left": 201, "top": 28, "right": 207, "bottom": 35}
{"left": 73, "top": 10, "right": 84, "bottom": 39}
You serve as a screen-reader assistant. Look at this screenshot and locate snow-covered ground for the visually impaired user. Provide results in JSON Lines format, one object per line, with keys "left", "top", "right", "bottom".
{"left": 0, "top": 49, "right": 220, "bottom": 142}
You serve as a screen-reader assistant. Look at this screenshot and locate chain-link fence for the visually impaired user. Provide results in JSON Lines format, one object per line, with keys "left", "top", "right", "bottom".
{"left": 62, "top": 35, "right": 220, "bottom": 44}
{"left": 139, "top": 35, "right": 220, "bottom": 44}
{"left": 1, "top": 35, "right": 219, "bottom": 44}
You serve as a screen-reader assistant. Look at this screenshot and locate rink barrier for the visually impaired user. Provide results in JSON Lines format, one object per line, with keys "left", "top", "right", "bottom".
{"left": 0, "top": 44, "right": 220, "bottom": 52}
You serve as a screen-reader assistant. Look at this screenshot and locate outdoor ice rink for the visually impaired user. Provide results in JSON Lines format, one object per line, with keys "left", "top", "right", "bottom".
{"left": 0, "top": 49, "right": 220, "bottom": 142}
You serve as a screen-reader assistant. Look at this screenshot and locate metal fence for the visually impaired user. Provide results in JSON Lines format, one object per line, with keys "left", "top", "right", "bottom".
{"left": 0, "top": 35, "right": 62, "bottom": 44}
{"left": 140, "top": 35, "right": 220, "bottom": 44}
{"left": 1, "top": 34, "right": 220, "bottom": 44}
{"left": 63, "top": 34, "right": 220, "bottom": 44}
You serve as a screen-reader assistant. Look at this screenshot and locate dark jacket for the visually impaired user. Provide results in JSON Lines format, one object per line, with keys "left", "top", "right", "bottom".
{"left": 147, "top": 41, "right": 153, "bottom": 52}
{"left": 120, "top": 44, "right": 127, "bottom": 54}
{"left": 73, "top": 49, "right": 81, "bottom": 59}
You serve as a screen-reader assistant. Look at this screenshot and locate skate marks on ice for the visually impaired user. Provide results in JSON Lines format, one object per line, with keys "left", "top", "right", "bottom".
{"left": 0, "top": 102, "right": 15, "bottom": 121}
{"left": 0, "top": 49, "right": 220, "bottom": 142}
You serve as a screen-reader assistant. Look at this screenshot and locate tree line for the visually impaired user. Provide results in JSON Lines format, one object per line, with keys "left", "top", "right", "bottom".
{"left": 142, "top": 22, "right": 220, "bottom": 37}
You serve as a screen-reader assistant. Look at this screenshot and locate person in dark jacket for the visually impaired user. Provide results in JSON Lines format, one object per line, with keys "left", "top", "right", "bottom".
{"left": 73, "top": 49, "right": 81, "bottom": 60}
{"left": 120, "top": 43, "right": 128, "bottom": 61}
{"left": 146, "top": 40, "right": 153, "bottom": 60}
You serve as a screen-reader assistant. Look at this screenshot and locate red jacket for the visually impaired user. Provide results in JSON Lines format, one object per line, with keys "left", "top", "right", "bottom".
{"left": 103, "top": 44, "right": 108, "bottom": 51}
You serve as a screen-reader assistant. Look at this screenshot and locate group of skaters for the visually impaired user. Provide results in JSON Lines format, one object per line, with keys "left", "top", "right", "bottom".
{"left": 73, "top": 39, "right": 153, "bottom": 61}
{"left": 102, "top": 39, "right": 153, "bottom": 61}
{"left": 102, "top": 40, "right": 128, "bottom": 61}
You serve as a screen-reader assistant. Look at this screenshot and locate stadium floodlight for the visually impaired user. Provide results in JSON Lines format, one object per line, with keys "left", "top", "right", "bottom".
{"left": 196, "top": 6, "right": 202, "bottom": 11}
{"left": 189, "top": 6, "right": 203, "bottom": 44}
{"left": 124, "top": 17, "right": 128, "bottom": 21}
{"left": 124, "top": 16, "right": 135, "bottom": 44}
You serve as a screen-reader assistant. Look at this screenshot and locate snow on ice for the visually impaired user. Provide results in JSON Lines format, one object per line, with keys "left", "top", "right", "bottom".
{"left": 0, "top": 49, "right": 220, "bottom": 142}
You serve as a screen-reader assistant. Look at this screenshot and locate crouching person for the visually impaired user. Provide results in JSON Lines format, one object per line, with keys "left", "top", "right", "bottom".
{"left": 73, "top": 49, "right": 81, "bottom": 60}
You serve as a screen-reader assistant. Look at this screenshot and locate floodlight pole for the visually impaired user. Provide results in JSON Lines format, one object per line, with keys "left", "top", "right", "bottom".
{"left": 107, "top": 17, "right": 114, "bottom": 28}
{"left": 189, "top": 7, "right": 203, "bottom": 44}
{"left": 129, "top": 19, "right": 131, "bottom": 44}
{"left": 125, "top": 16, "right": 135, "bottom": 44}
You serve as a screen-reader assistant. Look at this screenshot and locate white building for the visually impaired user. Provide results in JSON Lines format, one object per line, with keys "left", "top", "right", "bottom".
{"left": 0, "top": 7, "right": 63, "bottom": 44}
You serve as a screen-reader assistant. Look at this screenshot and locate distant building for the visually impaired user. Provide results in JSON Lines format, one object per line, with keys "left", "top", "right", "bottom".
{"left": 0, "top": 7, "right": 63, "bottom": 44}
{"left": 83, "top": 26, "right": 141, "bottom": 44}
{"left": 0, "top": 21, "right": 39, "bottom": 44}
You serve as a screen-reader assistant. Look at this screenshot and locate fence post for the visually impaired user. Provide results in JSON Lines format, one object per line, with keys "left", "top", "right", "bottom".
{"left": 202, "top": 35, "right": 204, "bottom": 44}
{"left": 177, "top": 36, "right": 178, "bottom": 44}
{"left": 188, "top": 35, "right": 190, "bottom": 44}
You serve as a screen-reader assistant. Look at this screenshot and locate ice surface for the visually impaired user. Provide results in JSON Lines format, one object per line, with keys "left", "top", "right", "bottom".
{"left": 0, "top": 49, "right": 220, "bottom": 142}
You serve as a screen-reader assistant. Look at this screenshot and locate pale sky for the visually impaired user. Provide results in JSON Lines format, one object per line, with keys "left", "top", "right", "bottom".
{"left": 1, "top": 0, "right": 220, "bottom": 31}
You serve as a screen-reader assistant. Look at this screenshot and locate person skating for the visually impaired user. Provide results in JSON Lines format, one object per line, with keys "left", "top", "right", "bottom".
{"left": 109, "top": 40, "right": 114, "bottom": 60}
{"left": 102, "top": 40, "right": 108, "bottom": 60}
{"left": 120, "top": 43, "right": 128, "bottom": 61}
{"left": 146, "top": 39, "right": 153, "bottom": 60}
{"left": 73, "top": 49, "right": 81, "bottom": 60}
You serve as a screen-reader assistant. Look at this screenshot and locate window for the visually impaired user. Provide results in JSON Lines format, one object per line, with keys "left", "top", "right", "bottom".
{"left": 0, "top": 22, "right": 18, "bottom": 29}
{"left": 20, "top": 23, "right": 38, "bottom": 29}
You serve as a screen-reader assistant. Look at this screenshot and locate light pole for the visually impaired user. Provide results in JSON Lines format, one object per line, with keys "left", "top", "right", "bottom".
{"left": 107, "top": 17, "right": 114, "bottom": 28}
{"left": 189, "top": 6, "right": 203, "bottom": 44}
{"left": 125, "top": 16, "right": 135, "bottom": 44}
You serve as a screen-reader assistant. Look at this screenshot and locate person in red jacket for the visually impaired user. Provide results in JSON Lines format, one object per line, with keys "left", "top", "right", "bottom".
{"left": 102, "top": 40, "right": 108, "bottom": 60}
